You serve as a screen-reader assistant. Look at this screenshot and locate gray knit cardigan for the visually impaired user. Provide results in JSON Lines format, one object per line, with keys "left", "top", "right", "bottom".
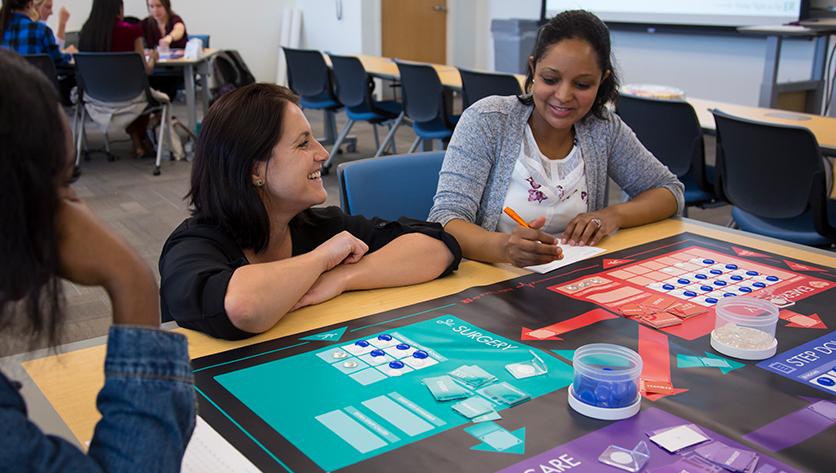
{"left": 428, "top": 95, "right": 685, "bottom": 230}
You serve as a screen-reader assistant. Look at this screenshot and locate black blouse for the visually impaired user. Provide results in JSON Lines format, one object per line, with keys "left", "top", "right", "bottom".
{"left": 159, "top": 207, "right": 461, "bottom": 340}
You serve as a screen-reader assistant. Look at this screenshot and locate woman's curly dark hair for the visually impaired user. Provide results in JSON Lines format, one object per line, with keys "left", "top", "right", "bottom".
{"left": 519, "top": 10, "right": 620, "bottom": 120}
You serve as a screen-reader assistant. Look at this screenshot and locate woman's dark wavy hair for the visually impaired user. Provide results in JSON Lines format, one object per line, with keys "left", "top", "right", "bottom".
{"left": 0, "top": 49, "right": 68, "bottom": 346}
{"left": 0, "top": 0, "right": 31, "bottom": 34}
{"left": 188, "top": 84, "right": 299, "bottom": 253}
{"left": 148, "top": 0, "right": 175, "bottom": 18}
{"left": 519, "top": 9, "right": 620, "bottom": 120}
{"left": 79, "top": 0, "right": 123, "bottom": 51}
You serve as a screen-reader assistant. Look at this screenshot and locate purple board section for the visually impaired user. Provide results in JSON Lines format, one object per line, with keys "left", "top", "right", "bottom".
{"left": 743, "top": 400, "right": 836, "bottom": 452}
{"left": 497, "top": 408, "right": 799, "bottom": 473}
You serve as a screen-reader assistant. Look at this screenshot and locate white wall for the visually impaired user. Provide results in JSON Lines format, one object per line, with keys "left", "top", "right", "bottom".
{"left": 48, "top": 0, "right": 296, "bottom": 82}
{"left": 481, "top": 0, "right": 827, "bottom": 106}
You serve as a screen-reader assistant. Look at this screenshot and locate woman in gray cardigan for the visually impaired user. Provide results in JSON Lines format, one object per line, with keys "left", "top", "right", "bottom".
{"left": 428, "top": 10, "right": 684, "bottom": 268}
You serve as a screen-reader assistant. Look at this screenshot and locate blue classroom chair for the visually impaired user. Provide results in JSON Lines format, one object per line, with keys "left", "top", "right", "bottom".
{"left": 712, "top": 109, "right": 836, "bottom": 247}
{"left": 337, "top": 151, "right": 445, "bottom": 221}
{"left": 393, "top": 60, "right": 459, "bottom": 153}
{"left": 616, "top": 94, "right": 721, "bottom": 215}
{"left": 459, "top": 68, "right": 522, "bottom": 110}
{"left": 282, "top": 47, "right": 348, "bottom": 150}
{"left": 327, "top": 54, "right": 404, "bottom": 168}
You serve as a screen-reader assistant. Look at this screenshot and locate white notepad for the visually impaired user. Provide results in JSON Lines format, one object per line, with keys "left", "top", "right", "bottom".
{"left": 525, "top": 245, "right": 605, "bottom": 274}
{"left": 181, "top": 416, "right": 261, "bottom": 473}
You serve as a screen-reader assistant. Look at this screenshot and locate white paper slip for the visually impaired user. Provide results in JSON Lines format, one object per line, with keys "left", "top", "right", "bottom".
{"left": 182, "top": 416, "right": 262, "bottom": 473}
{"left": 648, "top": 424, "right": 709, "bottom": 453}
{"left": 525, "top": 245, "right": 606, "bottom": 274}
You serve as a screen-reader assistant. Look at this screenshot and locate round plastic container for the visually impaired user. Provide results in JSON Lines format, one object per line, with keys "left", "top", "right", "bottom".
{"left": 568, "top": 344, "right": 642, "bottom": 420}
{"left": 711, "top": 297, "right": 778, "bottom": 360}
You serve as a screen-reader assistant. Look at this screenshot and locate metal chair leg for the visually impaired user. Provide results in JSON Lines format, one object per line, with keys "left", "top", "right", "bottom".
{"left": 374, "top": 112, "right": 404, "bottom": 158}
{"left": 408, "top": 136, "right": 422, "bottom": 154}
{"left": 324, "top": 119, "right": 355, "bottom": 171}
{"left": 372, "top": 124, "right": 380, "bottom": 150}
{"left": 154, "top": 106, "right": 167, "bottom": 176}
{"left": 75, "top": 106, "right": 86, "bottom": 168}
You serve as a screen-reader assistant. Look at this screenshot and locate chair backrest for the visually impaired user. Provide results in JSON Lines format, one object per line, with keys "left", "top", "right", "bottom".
{"left": 23, "top": 54, "right": 59, "bottom": 91}
{"left": 74, "top": 52, "right": 151, "bottom": 103}
{"left": 712, "top": 109, "right": 824, "bottom": 219}
{"left": 615, "top": 94, "right": 704, "bottom": 178}
{"left": 459, "top": 68, "right": 522, "bottom": 109}
{"left": 190, "top": 34, "right": 210, "bottom": 48}
{"left": 337, "top": 151, "right": 445, "bottom": 221}
{"left": 282, "top": 47, "right": 333, "bottom": 98}
{"left": 395, "top": 60, "right": 445, "bottom": 123}
{"left": 329, "top": 54, "right": 371, "bottom": 109}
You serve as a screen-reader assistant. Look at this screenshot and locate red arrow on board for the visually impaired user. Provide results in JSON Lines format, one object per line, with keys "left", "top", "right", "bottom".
{"left": 731, "top": 246, "right": 771, "bottom": 258}
{"left": 779, "top": 310, "right": 828, "bottom": 329}
{"left": 521, "top": 309, "right": 617, "bottom": 341}
{"left": 638, "top": 325, "right": 688, "bottom": 401}
{"left": 783, "top": 260, "right": 827, "bottom": 272}
{"left": 603, "top": 258, "right": 634, "bottom": 269}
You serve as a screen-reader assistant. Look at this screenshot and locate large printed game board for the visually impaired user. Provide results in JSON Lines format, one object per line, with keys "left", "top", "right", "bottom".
{"left": 192, "top": 233, "right": 836, "bottom": 472}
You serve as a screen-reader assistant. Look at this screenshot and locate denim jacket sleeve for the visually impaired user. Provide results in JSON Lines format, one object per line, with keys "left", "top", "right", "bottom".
{"left": 0, "top": 326, "right": 196, "bottom": 473}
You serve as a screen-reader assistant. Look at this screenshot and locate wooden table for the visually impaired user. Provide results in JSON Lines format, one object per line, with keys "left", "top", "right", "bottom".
{"left": 687, "top": 96, "right": 836, "bottom": 156}
{"left": 156, "top": 48, "right": 217, "bottom": 133}
{"left": 20, "top": 218, "right": 836, "bottom": 445}
{"left": 355, "top": 54, "right": 526, "bottom": 91}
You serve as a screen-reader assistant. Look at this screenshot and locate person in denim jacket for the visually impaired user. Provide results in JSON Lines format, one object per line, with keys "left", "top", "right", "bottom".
{"left": 0, "top": 49, "right": 195, "bottom": 472}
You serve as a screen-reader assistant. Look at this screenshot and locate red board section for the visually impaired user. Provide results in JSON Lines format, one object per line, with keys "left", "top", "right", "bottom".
{"left": 638, "top": 326, "right": 688, "bottom": 401}
{"left": 521, "top": 309, "right": 617, "bottom": 340}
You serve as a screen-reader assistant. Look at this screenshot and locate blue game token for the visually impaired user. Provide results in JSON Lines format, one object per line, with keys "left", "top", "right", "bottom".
{"left": 723, "top": 293, "right": 737, "bottom": 297}
{"left": 725, "top": 264, "right": 738, "bottom": 270}
{"left": 677, "top": 278, "right": 690, "bottom": 285}
{"left": 766, "top": 276, "right": 779, "bottom": 282}
{"left": 739, "top": 287, "right": 752, "bottom": 293}
{"left": 746, "top": 271, "right": 759, "bottom": 276}
{"left": 714, "top": 280, "right": 727, "bottom": 286}
{"left": 355, "top": 340, "right": 370, "bottom": 348}
{"left": 378, "top": 334, "right": 393, "bottom": 341}
{"left": 706, "top": 297, "right": 718, "bottom": 304}
{"left": 700, "top": 285, "right": 713, "bottom": 292}
{"left": 662, "top": 283, "right": 676, "bottom": 291}
{"left": 684, "top": 290, "right": 698, "bottom": 297}
{"left": 702, "top": 259, "right": 715, "bottom": 265}
{"left": 817, "top": 377, "right": 835, "bottom": 387}
{"left": 388, "top": 360, "right": 404, "bottom": 369}
{"left": 412, "top": 350, "right": 429, "bottom": 359}
{"left": 710, "top": 269, "right": 723, "bottom": 275}
{"left": 370, "top": 349, "right": 385, "bottom": 357}
{"left": 730, "top": 275, "right": 744, "bottom": 281}
{"left": 396, "top": 343, "right": 410, "bottom": 350}
{"left": 695, "top": 274, "right": 708, "bottom": 280}
{"left": 752, "top": 282, "right": 766, "bottom": 288}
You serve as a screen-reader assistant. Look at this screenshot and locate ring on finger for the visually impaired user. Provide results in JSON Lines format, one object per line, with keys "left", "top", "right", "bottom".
{"left": 590, "top": 217, "right": 602, "bottom": 228}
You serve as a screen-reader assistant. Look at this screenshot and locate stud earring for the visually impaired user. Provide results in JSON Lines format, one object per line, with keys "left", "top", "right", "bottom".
{"left": 254, "top": 178, "right": 264, "bottom": 187}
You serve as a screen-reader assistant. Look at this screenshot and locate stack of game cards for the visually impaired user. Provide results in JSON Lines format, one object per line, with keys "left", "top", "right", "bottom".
{"left": 618, "top": 294, "right": 709, "bottom": 328}
{"left": 693, "top": 441, "right": 760, "bottom": 472}
{"left": 646, "top": 424, "right": 711, "bottom": 453}
{"left": 448, "top": 365, "right": 497, "bottom": 389}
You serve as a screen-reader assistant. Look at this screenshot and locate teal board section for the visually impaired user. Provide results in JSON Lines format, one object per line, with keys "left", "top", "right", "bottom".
{"left": 214, "top": 315, "right": 573, "bottom": 471}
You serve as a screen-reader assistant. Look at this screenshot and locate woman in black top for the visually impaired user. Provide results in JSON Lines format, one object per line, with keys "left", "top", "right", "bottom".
{"left": 159, "top": 84, "right": 461, "bottom": 340}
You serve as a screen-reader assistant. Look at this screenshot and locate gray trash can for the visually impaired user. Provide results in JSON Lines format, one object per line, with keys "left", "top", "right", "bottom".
{"left": 491, "top": 19, "right": 539, "bottom": 74}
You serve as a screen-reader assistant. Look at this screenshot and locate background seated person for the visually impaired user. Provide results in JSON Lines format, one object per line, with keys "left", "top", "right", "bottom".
{"left": 141, "top": 0, "right": 186, "bottom": 50}
{"left": 79, "top": 0, "right": 162, "bottom": 158}
{"left": 428, "top": 10, "right": 683, "bottom": 268}
{"left": 159, "top": 84, "right": 461, "bottom": 340}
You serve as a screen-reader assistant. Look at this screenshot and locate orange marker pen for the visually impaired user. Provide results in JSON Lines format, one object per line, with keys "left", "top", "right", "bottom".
{"left": 503, "top": 207, "right": 531, "bottom": 229}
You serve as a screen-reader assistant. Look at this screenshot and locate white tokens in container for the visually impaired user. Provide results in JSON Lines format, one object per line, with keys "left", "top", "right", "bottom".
{"left": 710, "top": 296, "right": 778, "bottom": 360}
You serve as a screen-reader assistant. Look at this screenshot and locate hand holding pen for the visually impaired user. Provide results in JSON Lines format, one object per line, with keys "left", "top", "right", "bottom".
{"left": 502, "top": 207, "right": 563, "bottom": 268}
